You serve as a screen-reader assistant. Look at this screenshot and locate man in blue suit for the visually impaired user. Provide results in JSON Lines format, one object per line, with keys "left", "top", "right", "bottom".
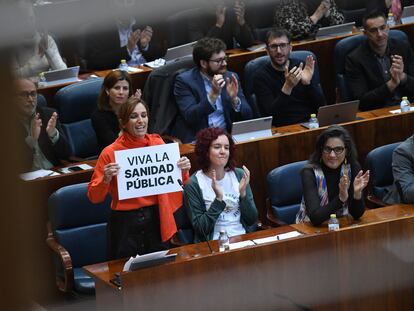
{"left": 173, "top": 37, "right": 252, "bottom": 143}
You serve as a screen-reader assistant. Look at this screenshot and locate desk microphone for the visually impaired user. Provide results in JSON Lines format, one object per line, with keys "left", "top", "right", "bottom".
{"left": 177, "top": 179, "right": 214, "bottom": 254}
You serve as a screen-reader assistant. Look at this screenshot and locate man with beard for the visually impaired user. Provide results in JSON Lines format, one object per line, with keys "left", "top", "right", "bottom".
{"left": 174, "top": 37, "right": 252, "bottom": 143}
{"left": 16, "top": 79, "right": 70, "bottom": 172}
{"left": 345, "top": 10, "right": 414, "bottom": 111}
{"left": 253, "top": 28, "right": 326, "bottom": 127}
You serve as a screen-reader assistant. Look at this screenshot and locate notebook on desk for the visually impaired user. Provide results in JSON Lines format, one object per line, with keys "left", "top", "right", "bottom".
{"left": 315, "top": 22, "right": 355, "bottom": 40}
{"left": 401, "top": 5, "right": 414, "bottom": 24}
{"left": 232, "top": 116, "right": 273, "bottom": 143}
{"left": 42, "top": 66, "right": 80, "bottom": 86}
{"left": 164, "top": 41, "right": 196, "bottom": 63}
{"left": 301, "top": 100, "right": 360, "bottom": 129}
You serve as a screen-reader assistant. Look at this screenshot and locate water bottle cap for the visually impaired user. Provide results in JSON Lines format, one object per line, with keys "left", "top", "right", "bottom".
{"left": 310, "top": 113, "right": 316, "bottom": 118}
{"left": 330, "top": 214, "right": 336, "bottom": 218}
{"left": 402, "top": 96, "right": 408, "bottom": 100}
{"left": 121, "top": 59, "right": 126, "bottom": 63}
{"left": 388, "top": 12, "right": 393, "bottom": 17}
{"left": 220, "top": 229, "right": 226, "bottom": 234}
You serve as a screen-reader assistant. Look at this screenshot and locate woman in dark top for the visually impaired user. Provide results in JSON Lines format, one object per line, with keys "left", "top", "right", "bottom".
{"left": 91, "top": 70, "right": 141, "bottom": 152}
{"left": 296, "top": 125, "right": 370, "bottom": 225}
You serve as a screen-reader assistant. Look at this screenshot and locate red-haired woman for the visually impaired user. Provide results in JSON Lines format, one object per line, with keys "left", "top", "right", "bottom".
{"left": 184, "top": 127, "right": 257, "bottom": 242}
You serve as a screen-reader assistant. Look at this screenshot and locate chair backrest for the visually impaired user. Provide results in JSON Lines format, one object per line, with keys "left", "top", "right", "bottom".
{"left": 37, "top": 93, "right": 47, "bottom": 107}
{"left": 48, "top": 182, "right": 111, "bottom": 268}
{"left": 365, "top": 142, "right": 401, "bottom": 200}
{"left": 267, "top": 160, "right": 307, "bottom": 224}
{"left": 246, "top": 0, "right": 279, "bottom": 41}
{"left": 54, "top": 78, "right": 103, "bottom": 123}
{"left": 244, "top": 50, "right": 320, "bottom": 117}
{"left": 173, "top": 205, "right": 194, "bottom": 245}
{"left": 54, "top": 78, "right": 102, "bottom": 158}
{"left": 334, "top": 30, "right": 408, "bottom": 102}
{"left": 143, "top": 55, "right": 195, "bottom": 136}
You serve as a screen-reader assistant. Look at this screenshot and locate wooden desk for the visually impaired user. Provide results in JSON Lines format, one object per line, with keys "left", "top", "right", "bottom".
{"left": 85, "top": 204, "right": 414, "bottom": 311}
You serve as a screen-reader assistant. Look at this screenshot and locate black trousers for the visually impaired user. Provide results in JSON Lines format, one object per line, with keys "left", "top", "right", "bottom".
{"left": 107, "top": 205, "right": 165, "bottom": 260}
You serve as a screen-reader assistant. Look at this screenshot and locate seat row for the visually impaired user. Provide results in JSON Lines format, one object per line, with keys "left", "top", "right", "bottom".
{"left": 45, "top": 140, "right": 401, "bottom": 295}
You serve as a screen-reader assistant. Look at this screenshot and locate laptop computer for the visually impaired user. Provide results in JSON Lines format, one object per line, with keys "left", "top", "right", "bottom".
{"left": 401, "top": 5, "right": 414, "bottom": 24}
{"left": 315, "top": 22, "right": 355, "bottom": 40}
{"left": 301, "top": 100, "right": 360, "bottom": 129}
{"left": 42, "top": 66, "right": 80, "bottom": 87}
{"left": 164, "top": 41, "right": 196, "bottom": 63}
{"left": 232, "top": 116, "right": 273, "bottom": 143}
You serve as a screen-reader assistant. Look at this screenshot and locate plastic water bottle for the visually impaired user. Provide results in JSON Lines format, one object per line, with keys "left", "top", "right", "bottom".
{"left": 328, "top": 214, "right": 340, "bottom": 232}
{"left": 308, "top": 113, "right": 319, "bottom": 129}
{"left": 218, "top": 230, "right": 230, "bottom": 252}
{"left": 387, "top": 12, "right": 396, "bottom": 27}
{"left": 119, "top": 59, "right": 128, "bottom": 72}
{"left": 38, "top": 72, "right": 46, "bottom": 87}
{"left": 400, "top": 96, "right": 411, "bottom": 113}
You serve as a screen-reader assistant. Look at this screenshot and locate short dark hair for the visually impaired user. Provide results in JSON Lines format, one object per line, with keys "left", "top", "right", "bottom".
{"left": 97, "top": 70, "right": 133, "bottom": 111}
{"left": 118, "top": 97, "right": 150, "bottom": 129}
{"left": 362, "top": 10, "right": 386, "bottom": 29}
{"left": 265, "top": 28, "right": 292, "bottom": 46}
{"left": 195, "top": 127, "right": 236, "bottom": 173}
{"left": 192, "top": 37, "right": 227, "bottom": 68}
{"left": 309, "top": 125, "right": 358, "bottom": 167}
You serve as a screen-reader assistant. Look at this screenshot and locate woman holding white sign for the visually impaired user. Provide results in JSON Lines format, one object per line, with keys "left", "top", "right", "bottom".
{"left": 184, "top": 127, "right": 258, "bottom": 242}
{"left": 88, "top": 97, "right": 191, "bottom": 260}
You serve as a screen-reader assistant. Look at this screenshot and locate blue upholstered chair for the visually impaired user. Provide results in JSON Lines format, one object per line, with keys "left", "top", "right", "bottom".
{"left": 171, "top": 205, "right": 194, "bottom": 246}
{"left": 266, "top": 160, "right": 307, "bottom": 225}
{"left": 244, "top": 50, "right": 321, "bottom": 118}
{"left": 334, "top": 30, "right": 408, "bottom": 102}
{"left": 54, "top": 78, "right": 103, "bottom": 160}
{"left": 46, "top": 182, "right": 111, "bottom": 295}
{"left": 365, "top": 142, "right": 401, "bottom": 206}
{"left": 37, "top": 93, "right": 47, "bottom": 107}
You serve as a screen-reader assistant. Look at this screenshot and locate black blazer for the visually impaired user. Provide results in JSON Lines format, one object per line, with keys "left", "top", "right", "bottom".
{"left": 21, "top": 106, "right": 71, "bottom": 172}
{"left": 345, "top": 38, "right": 414, "bottom": 110}
{"left": 85, "top": 20, "right": 167, "bottom": 70}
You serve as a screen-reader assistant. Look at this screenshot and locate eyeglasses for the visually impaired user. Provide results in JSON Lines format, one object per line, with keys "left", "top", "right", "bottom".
{"left": 267, "top": 43, "right": 290, "bottom": 50}
{"left": 322, "top": 146, "right": 345, "bottom": 155}
{"left": 366, "top": 24, "right": 389, "bottom": 34}
{"left": 209, "top": 56, "right": 228, "bottom": 65}
{"left": 18, "top": 91, "right": 37, "bottom": 99}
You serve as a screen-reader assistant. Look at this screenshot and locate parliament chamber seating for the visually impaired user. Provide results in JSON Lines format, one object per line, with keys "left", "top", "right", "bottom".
{"left": 54, "top": 78, "right": 102, "bottom": 160}
{"left": 266, "top": 160, "right": 307, "bottom": 225}
{"left": 334, "top": 30, "right": 408, "bottom": 102}
{"left": 46, "top": 182, "right": 111, "bottom": 295}
{"left": 365, "top": 141, "right": 401, "bottom": 206}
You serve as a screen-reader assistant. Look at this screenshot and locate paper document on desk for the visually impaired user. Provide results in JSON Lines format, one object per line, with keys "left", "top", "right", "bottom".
{"left": 19, "top": 169, "right": 60, "bottom": 181}
{"left": 389, "top": 107, "right": 414, "bottom": 114}
{"left": 123, "top": 250, "right": 171, "bottom": 271}
{"left": 229, "top": 240, "right": 256, "bottom": 250}
{"left": 253, "top": 231, "right": 302, "bottom": 244}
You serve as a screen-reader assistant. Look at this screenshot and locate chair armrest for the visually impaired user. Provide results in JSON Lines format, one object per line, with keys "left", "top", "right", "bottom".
{"left": 255, "top": 222, "right": 272, "bottom": 231}
{"left": 67, "top": 155, "right": 87, "bottom": 163}
{"left": 265, "top": 198, "right": 288, "bottom": 227}
{"left": 366, "top": 195, "right": 387, "bottom": 208}
{"left": 45, "top": 222, "right": 74, "bottom": 293}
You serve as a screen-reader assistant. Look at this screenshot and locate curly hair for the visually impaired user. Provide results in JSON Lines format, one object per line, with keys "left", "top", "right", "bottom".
{"left": 195, "top": 127, "right": 236, "bottom": 173}
{"left": 97, "top": 70, "right": 132, "bottom": 111}
{"left": 192, "top": 37, "right": 227, "bottom": 68}
{"left": 309, "top": 125, "right": 359, "bottom": 168}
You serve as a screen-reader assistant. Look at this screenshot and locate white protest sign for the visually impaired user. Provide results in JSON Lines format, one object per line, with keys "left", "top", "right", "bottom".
{"left": 115, "top": 143, "right": 182, "bottom": 200}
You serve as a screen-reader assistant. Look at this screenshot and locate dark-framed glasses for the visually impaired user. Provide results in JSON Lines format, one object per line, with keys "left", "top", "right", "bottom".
{"left": 322, "top": 146, "right": 345, "bottom": 155}
{"left": 267, "top": 43, "right": 290, "bottom": 50}
{"left": 18, "top": 91, "right": 37, "bottom": 99}
{"left": 209, "top": 56, "right": 229, "bottom": 65}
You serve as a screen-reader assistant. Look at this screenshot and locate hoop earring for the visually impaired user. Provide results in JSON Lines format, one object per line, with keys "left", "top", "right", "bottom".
{"left": 344, "top": 157, "right": 347, "bottom": 165}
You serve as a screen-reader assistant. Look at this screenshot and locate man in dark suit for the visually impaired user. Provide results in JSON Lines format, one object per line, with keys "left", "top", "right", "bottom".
{"left": 85, "top": 0, "right": 166, "bottom": 70}
{"left": 16, "top": 79, "right": 70, "bottom": 172}
{"left": 345, "top": 10, "right": 414, "bottom": 111}
{"left": 173, "top": 37, "right": 252, "bottom": 143}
